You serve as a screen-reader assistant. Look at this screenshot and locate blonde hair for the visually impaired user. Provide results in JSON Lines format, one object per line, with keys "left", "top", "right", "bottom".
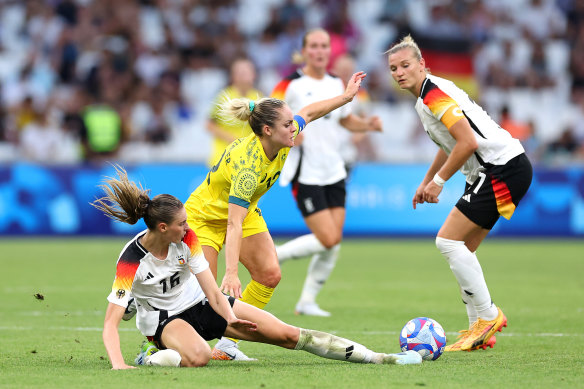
{"left": 385, "top": 34, "right": 422, "bottom": 61}
{"left": 220, "top": 97, "right": 286, "bottom": 137}
{"left": 91, "top": 164, "right": 183, "bottom": 230}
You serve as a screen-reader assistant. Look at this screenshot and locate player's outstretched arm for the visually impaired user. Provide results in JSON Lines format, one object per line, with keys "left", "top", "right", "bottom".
{"left": 196, "top": 268, "right": 257, "bottom": 332}
{"left": 103, "top": 303, "right": 136, "bottom": 370}
{"left": 298, "top": 72, "right": 366, "bottom": 124}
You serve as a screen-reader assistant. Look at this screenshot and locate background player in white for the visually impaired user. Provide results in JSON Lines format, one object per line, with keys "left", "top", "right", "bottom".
{"left": 387, "top": 35, "right": 533, "bottom": 352}
{"left": 272, "top": 29, "right": 382, "bottom": 317}
{"left": 93, "top": 166, "right": 422, "bottom": 369}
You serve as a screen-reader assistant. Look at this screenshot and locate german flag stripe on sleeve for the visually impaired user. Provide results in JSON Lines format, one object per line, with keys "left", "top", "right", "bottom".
{"left": 492, "top": 176, "right": 516, "bottom": 220}
{"left": 422, "top": 82, "right": 464, "bottom": 129}
{"left": 183, "top": 229, "right": 203, "bottom": 257}
{"left": 271, "top": 79, "right": 291, "bottom": 100}
{"left": 111, "top": 258, "right": 140, "bottom": 294}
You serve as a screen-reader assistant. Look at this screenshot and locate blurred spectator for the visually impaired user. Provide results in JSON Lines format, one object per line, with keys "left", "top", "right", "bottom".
{"left": 522, "top": 120, "right": 543, "bottom": 163}
{"left": 569, "top": 29, "right": 584, "bottom": 105}
{"left": 81, "top": 99, "right": 123, "bottom": 162}
{"left": 543, "top": 126, "right": 581, "bottom": 163}
{"left": 248, "top": 21, "right": 282, "bottom": 73}
{"left": 19, "top": 106, "right": 79, "bottom": 163}
{"left": 0, "top": 0, "right": 579, "bottom": 165}
{"left": 323, "top": 1, "right": 359, "bottom": 71}
{"left": 523, "top": 41, "right": 555, "bottom": 89}
{"left": 514, "top": 0, "right": 566, "bottom": 41}
{"left": 206, "top": 58, "right": 262, "bottom": 167}
{"left": 481, "top": 40, "right": 527, "bottom": 89}
{"left": 499, "top": 105, "right": 531, "bottom": 141}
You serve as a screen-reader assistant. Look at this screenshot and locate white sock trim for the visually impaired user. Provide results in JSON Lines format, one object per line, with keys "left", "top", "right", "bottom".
{"left": 145, "top": 349, "right": 182, "bottom": 367}
{"left": 295, "top": 328, "right": 372, "bottom": 364}
{"left": 277, "top": 234, "right": 326, "bottom": 262}
{"left": 298, "top": 244, "right": 340, "bottom": 304}
{"left": 435, "top": 237, "right": 494, "bottom": 315}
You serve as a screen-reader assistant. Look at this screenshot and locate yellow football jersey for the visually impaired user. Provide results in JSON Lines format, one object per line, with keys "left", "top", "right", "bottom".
{"left": 186, "top": 115, "right": 306, "bottom": 222}
{"left": 208, "top": 86, "right": 263, "bottom": 167}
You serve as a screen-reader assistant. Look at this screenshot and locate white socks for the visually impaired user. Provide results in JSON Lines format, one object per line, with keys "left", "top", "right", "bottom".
{"left": 298, "top": 244, "right": 340, "bottom": 305}
{"left": 145, "top": 349, "right": 182, "bottom": 367}
{"left": 215, "top": 337, "right": 236, "bottom": 349}
{"left": 294, "top": 328, "right": 374, "bottom": 363}
{"left": 461, "top": 286, "right": 478, "bottom": 326}
{"left": 276, "top": 234, "right": 326, "bottom": 263}
{"left": 435, "top": 237, "right": 498, "bottom": 321}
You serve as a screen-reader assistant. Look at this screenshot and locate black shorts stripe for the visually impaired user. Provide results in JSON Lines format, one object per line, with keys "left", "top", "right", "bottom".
{"left": 455, "top": 153, "right": 532, "bottom": 230}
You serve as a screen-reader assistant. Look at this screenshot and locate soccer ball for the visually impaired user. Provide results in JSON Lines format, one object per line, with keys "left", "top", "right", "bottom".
{"left": 399, "top": 317, "right": 446, "bottom": 361}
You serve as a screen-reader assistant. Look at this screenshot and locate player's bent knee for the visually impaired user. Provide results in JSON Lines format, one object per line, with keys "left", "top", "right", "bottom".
{"left": 318, "top": 233, "right": 342, "bottom": 249}
{"left": 279, "top": 325, "right": 301, "bottom": 349}
{"left": 435, "top": 236, "right": 464, "bottom": 255}
{"left": 180, "top": 348, "right": 211, "bottom": 367}
{"left": 256, "top": 266, "right": 281, "bottom": 288}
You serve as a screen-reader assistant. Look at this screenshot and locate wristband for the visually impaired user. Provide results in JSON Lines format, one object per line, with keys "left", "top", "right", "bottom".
{"left": 433, "top": 173, "right": 446, "bottom": 187}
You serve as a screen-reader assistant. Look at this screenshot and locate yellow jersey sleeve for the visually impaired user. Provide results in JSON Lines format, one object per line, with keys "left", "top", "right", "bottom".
{"left": 228, "top": 165, "right": 258, "bottom": 208}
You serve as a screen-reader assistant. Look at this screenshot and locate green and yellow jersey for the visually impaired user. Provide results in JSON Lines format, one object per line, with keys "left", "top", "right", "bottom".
{"left": 186, "top": 115, "right": 306, "bottom": 222}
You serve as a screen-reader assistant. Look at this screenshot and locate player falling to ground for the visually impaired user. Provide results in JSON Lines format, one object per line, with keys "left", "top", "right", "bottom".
{"left": 387, "top": 35, "right": 532, "bottom": 352}
{"left": 183, "top": 70, "right": 372, "bottom": 360}
{"left": 94, "top": 166, "right": 422, "bottom": 369}
{"left": 272, "top": 29, "right": 382, "bottom": 317}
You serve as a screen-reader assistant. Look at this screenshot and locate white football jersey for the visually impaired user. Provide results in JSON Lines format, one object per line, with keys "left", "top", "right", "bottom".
{"left": 415, "top": 74, "right": 524, "bottom": 184}
{"left": 272, "top": 70, "right": 352, "bottom": 186}
{"left": 107, "top": 229, "right": 209, "bottom": 336}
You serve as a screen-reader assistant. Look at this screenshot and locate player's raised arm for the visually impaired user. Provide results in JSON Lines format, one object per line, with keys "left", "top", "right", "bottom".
{"left": 297, "top": 72, "right": 366, "bottom": 124}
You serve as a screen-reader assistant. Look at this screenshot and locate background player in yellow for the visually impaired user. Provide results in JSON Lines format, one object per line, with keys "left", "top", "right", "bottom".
{"left": 185, "top": 71, "right": 368, "bottom": 360}
{"left": 206, "top": 58, "right": 262, "bottom": 167}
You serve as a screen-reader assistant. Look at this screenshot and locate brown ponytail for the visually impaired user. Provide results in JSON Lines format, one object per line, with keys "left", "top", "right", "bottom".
{"left": 91, "top": 164, "right": 183, "bottom": 230}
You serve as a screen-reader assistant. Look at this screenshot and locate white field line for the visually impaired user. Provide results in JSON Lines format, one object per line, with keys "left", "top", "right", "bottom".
{"left": 0, "top": 326, "right": 582, "bottom": 337}
{"left": 0, "top": 326, "right": 136, "bottom": 332}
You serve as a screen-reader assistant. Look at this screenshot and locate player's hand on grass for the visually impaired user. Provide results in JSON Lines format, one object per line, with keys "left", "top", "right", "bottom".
{"left": 220, "top": 272, "right": 242, "bottom": 299}
{"left": 111, "top": 363, "right": 137, "bottom": 370}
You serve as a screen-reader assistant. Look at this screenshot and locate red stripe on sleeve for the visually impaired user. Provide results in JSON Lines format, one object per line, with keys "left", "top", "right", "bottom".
{"left": 183, "top": 229, "right": 202, "bottom": 257}
{"left": 271, "top": 79, "right": 292, "bottom": 100}
{"left": 111, "top": 259, "right": 139, "bottom": 293}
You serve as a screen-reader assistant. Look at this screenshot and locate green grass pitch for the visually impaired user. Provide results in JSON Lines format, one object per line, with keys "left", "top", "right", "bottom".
{"left": 1, "top": 238, "right": 583, "bottom": 388}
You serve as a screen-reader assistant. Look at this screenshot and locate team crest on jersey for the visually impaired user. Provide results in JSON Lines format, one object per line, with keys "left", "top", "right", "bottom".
{"left": 116, "top": 289, "right": 125, "bottom": 299}
{"left": 177, "top": 255, "right": 186, "bottom": 265}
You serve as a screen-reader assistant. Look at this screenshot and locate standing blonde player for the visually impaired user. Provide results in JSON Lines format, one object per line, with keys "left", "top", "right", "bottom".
{"left": 387, "top": 35, "right": 532, "bottom": 352}
{"left": 272, "top": 29, "right": 382, "bottom": 317}
{"left": 185, "top": 71, "right": 369, "bottom": 360}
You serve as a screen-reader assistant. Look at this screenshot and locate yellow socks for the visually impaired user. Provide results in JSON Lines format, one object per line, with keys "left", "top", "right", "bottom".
{"left": 227, "top": 279, "right": 274, "bottom": 343}
{"left": 240, "top": 279, "right": 274, "bottom": 310}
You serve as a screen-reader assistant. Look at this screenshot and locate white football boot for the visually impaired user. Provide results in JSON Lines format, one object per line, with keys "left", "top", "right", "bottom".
{"left": 211, "top": 338, "right": 257, "bottom": 361}
{"left": 295, "top": 302, "right": 331, "bottom": 317}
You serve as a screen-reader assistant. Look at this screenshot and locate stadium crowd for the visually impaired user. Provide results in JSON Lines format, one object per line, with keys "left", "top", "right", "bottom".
{"left": 0, "top": 0, "right": 583, "bottom": 165}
